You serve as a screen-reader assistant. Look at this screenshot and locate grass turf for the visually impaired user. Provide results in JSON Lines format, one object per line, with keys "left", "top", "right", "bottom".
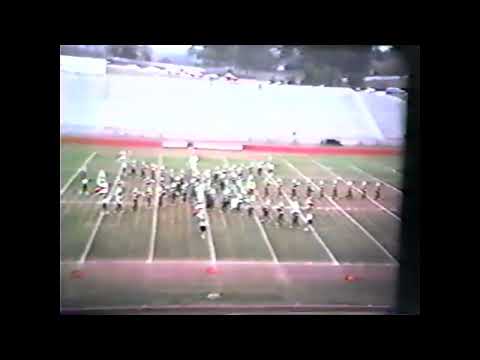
{"left": 60, "top": 143, "right": 403, "bottom": 309}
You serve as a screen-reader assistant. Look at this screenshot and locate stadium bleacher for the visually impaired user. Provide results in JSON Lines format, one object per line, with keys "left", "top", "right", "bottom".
{"left": 358, "top": 92, "right": 406, "bottom": 142}
{"left": 61, "top": 68, "right": 405, "bottom": 146}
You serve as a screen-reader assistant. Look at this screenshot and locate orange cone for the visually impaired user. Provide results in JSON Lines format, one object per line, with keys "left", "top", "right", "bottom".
{"left": 206, "top": 265, "right": 218, "bottom": 275}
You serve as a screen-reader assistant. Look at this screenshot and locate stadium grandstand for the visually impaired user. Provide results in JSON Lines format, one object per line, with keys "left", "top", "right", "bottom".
{"left": 61, "top": 55, "right": 406, "bottom": 147}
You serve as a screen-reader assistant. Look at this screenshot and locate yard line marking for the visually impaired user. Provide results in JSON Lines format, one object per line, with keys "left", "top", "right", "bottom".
{"left": 204, "top": 208, "right": 216, "bottom": 264}
{"left": 284, "top": 160, "right": 398, "bottom": 265}
{"left": 60, "top": 152, "right": 97, "bottom": 197}
{"left": 224, "top": 157, "right": 279, "bottom": 264}
{"left": 253, "top": 193, "right": 280, "bottom": 264}
{"left": 266, "top": 173, "right": 339, "bottom": 266}
{"left": 311, "top": 160, "right": 401, "bottom": 222}
{"left": 252, "top": 214, "right": 279, "bottom": 264}
{"left": 78, "top": 213, "right": 105, "bottom": 264}
{"left": 350, "top": 165, "right": 402, "bottom": 194}
{"left": 78, "top": 166, "right": 123, "bottom": 264}
{"left": 147, "top": 155, "right": 162, "bottom": 263}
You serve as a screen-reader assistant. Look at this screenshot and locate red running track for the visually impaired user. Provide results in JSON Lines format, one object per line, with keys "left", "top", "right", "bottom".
{"left": 61, "top": 136, "right": 402, "bottom": 156}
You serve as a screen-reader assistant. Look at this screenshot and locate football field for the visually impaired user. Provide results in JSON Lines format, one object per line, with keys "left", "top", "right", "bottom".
{"left": 60, "top": 142, "right": 403, "bottom": 313}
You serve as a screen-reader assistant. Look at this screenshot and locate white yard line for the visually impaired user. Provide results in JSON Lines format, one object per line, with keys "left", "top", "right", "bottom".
{"left": 60, "top": 152, "right": 97, "bottom": 197}
{"left": 350, "top": 165, "right": 402, "bottom": 194}
{"left": 284, "top": 159, "right": 398, "bottom": 265}
{"left": 146, "top": 155, "right": 163, "bottom": 263}
{"left": 204, "top": 207, "right": 216, "bottom": 264}
{"left": 266, "top": 173, "right": 339, "bottom": 266}
{"left": 78, "top": 213, "right": 105, "bottom": 264}
{"left": 311, "top": 160, "right": 401, "bottom": 222}
{"left": 78, "top": 166, "right": 123, "bottom": 264}
{"left": 252, "top": 214, "right": 279, "bottom": 264}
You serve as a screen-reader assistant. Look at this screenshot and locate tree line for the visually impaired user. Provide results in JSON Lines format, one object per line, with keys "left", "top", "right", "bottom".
{"left": 60, "top": 45, "right": 409, "bottom": 86}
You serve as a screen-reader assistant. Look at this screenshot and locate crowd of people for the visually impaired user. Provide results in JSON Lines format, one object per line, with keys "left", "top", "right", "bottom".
{"left": 77, "top": 150, "right": 384, "bottom": 237}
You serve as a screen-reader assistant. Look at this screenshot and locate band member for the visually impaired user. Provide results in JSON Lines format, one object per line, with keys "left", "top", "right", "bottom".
{"left": 158, "top": 186, "right": 166, "bottom": 207}
{"left": 206, "top": 189, "right": 215, "bottom": 209}
{"left": 150, "top": 163, "right": 157, "bottom": 180}
{"left": 374, "top": 182, "right": 382, "bottom": 200}
{"left": 257, "top": 162, "right": 263, "bottom": 177}
{"left": 306, "top": 183, "right": 314, "bottom": 197}
{"left": 345, "top": 181, "right": 354, "bottom": 199}
{"left": 121, "top": 160, "right": 128, "bottom": 177}
{"left": 140, "top": 161, "right": 147, "bottom": 178}
{"left": 277, "top": 178, "right": 283, "bottom": 197}
{"left": 170, "top": 182, "right": 178, "bottom": 203}
{"left": 181, "top": 183, "right": 188, "bottom": 202}
{"left": 213, "top": 166, "right": 220, "bottom": 183}
{"left": 231, "top": 195, "right": 241, "bottom": 212}
{"left": 198, "top": 218, "right": 207, "bottom": 240}
{"left": 332, "top": 180, "right": 338, "bottom": 199}
{"left": 79, "top": 166, "right": 87, "bottom": 181}
{"left": 291, "top": 210, "right": 300, "bottom": 228}
{"left": 261, "top": 199, "right": 271, "bottom": 222}
{"left": 264, "top": 181, "right": 271, "bottom": 199}
{"left": 81, "top": 178, "right": 89, "bottom": 195}
{"left": 145, "top": 186, "right": 153, "bottom": 207}
{"left": 275, "top": 202, "right": 285, "bottom": 227}
{"left": 132, "top": 187, "right": 140, "bottom": 211}
{"left": 115, "top": 194, "right": 123, "bottom": 212}
{"left": 221, "top": 188, "right": 231, "bottom": 212}
{"left": 318, "top": 180, "right": 325, "bottom": 199}
{"left": 128, "top": 159, "right": 136, "bottom": 176}
{"left": 360, "top": 181, "right": 368, "bottom": 199}
{"left": 101, "top": 196, "right": 109, "bottom": 213}
{"left": 304, "top": 212, "right": 314, "bottom": 232}
{"left": 290, "top": 198, "right": 300, "bottom": 228}
{"left": 247, "top": 194, "right": 255, "bottom": 217}
{"left": 291, "top": 180, "right": 300, "bottom": 198}
{"left": 266, "top": 162, "right": 275, "bottom": 175}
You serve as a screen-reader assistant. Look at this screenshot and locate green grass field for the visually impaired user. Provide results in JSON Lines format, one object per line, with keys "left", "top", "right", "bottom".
{"left": 60, "top": 143, "right": 403, "bottom": 311}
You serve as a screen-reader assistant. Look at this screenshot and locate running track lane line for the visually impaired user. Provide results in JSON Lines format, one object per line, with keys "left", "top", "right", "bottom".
{"left": 350, "top": 165, "right": 402, "bottom": 194}
{"left": 224, "top": 158, "right": 279, "bottom": 264}
{"left": 78, "top": 166, "right": 123, "bottom": 264}
{"left": 266, "top": 173, "right": 339, "bottom": 266}
{"left": 60, "top": 152, "right": 97, "bottom": 197}
{"left": 311, "top": 160, "right": 401, "bottom": 222}
{"left": 283, "top": 159, "right": 398, "bottom": 265}
{"left": 146, "top": 155, "right": 162, "bottom": 263}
